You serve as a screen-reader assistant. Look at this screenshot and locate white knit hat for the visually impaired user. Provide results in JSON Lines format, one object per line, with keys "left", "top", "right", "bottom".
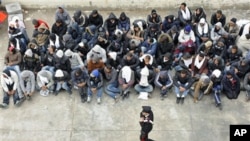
{"left": 25, "top": 49, "right": 33, "bottom": 57}
{"left": 55, "top": 69, "right": 64, "bottom": 77}
{"left": 64, "top": 49, "right": 73, "bottom": 57}
{"left": 56, "top": 50, "right": 64, "bottom": 58}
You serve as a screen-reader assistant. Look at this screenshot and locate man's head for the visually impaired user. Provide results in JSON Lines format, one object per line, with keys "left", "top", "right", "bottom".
{"left": 216, "top": 10, "right": 222, "bottom": 19}
{"left": 184, "top": 25, "right": 191, "bottom": 34}
{"left": 32, "top": 19, "right": 38, "bottom": 26}
{"left": 229, "top": 18, "right": 237, "bottom": 26}
{"left": 231, "top": 45, "right": 238, "bottom": 53}
{"left": 226, "top": 70, "right": 233, "bottom": 79}
{"left": 133, "top": 23, "right": 140, "bottom": 31}
{"left": 199, "top": 18, "right": 206, "bottom": 26}
{"left": 58, "top": 7, "right": 64, "bottom": 13}
{"left": 55, "top": 19, "right": 63, "bottom": 26}
{"left": 92, "top": 10, "right": 98, "bottom": 17}
{"left": 180, "top": 70, "right": 187, "bottom": 78}
{"left": 180, "top": 2, "right": 186, "bottom": 10}
{"left": 215, "top": 22, "right": 222, "bottom": 30}
{"left": 75, "top": 68, "right": 83, "bottom": 77}
{"left": 126, "top": 52, "right": 133, "bottom": 61}
{"left": 144, "top": 55, "right": 151, "bottom": 64}
{"left": 151, "top": 9, "right": 157, "bottom": 17}
{"left": 104, "top": 64, "right": 112, "bottom": 73}
{"left": 47, "top": 45, "right": 56, "bottom": 54}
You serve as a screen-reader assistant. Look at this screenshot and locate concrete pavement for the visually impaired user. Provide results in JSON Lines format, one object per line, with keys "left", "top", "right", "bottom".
{"left": 0, "top": 8, "right": 250, "bottom": 141}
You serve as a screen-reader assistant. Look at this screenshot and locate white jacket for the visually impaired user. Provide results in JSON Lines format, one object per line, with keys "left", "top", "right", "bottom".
{"left": 1, "top": 70, "right": 19, "bottom": 92}
{"left": 178, "top": 29, "right": 196, "bottom": 43}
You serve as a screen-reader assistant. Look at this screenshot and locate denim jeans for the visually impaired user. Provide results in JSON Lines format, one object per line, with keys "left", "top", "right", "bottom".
{"left": 42, "top": 66, "right": 55, "bottom": 74}
{"left": 88, "top": 87, "right": 103, "bottom": 98}
{"left": 174, "top": 84, "right": 190, "bottom": 97}
{"left": 56, "top": 82, "right": 70, "bottom": 91}
{"left": 2, "top": 90, "right": 19, "bottom": 105}
{"left": 105, "top": 83, "right": 121, "bottom": 99}
{"left": 134, "top": 84, "right": 153, "bottom": 93}
{"left": 5, "top": 65, "right": 21, "bottom": 78}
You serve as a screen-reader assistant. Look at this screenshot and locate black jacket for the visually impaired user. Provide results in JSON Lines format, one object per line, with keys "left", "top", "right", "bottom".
{"left": 210, "top": 13, "right": 226, "bottom": 26}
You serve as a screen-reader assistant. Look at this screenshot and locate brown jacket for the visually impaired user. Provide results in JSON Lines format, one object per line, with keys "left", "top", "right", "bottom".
{"left": 4, "top": 51, "right": 22, "bottom": 66}
{"left": 87, "top": 60, "right": 104, "bottom": 74}
{"left": 193, "top": 77, "right": 213, "bottom": 98}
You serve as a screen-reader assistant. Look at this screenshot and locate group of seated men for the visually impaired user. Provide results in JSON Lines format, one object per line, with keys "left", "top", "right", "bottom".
{"left": 2, "top": 2, "right": 250, "bottom": 110}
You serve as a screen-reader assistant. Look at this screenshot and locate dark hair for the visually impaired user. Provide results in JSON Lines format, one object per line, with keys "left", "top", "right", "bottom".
{"left": 180, "top": 70, "right": 187, "bottom": 74}
{"left": 216, "top": 10, "right": 222, "bottom": 14}
{"left": 232, "top": 45, "right": 238, "bottom": 49}
{"left": 75, "top": 68, "right": 83, "bottom": 76}
{"left": 145, "top": 55, "right": 151, "bottom": 61}
{"left": 181, "top": 2, "right": 186, "bottom": 7}
{"left": 105, "top": 63, "right": 112, "bottom": 70}
{"left": 126, "top": 52, "right": 133, "bottom": 57}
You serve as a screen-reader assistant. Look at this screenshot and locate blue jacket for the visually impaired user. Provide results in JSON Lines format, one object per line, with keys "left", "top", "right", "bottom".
{"left": 141, "top": 38, "right": 157, "bottom": 56}
{"left": 118, "top": 12, "right": 130, "bottom": 32}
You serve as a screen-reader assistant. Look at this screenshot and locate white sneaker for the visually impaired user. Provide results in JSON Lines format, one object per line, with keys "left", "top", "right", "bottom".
{"left": 87, "top": 96, "right": 91, "bottom": 103}
{"left": 97, "top": 97, "right": 101, "bottom": 104}
{"left": 74, "top": 85, "right": 79, "bottom": 90}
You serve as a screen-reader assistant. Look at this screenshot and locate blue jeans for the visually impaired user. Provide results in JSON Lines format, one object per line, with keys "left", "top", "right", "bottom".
{"left": 56, "top": 82, "right": 70, "bottom": 91}
{"left": 134, "top": 84, "right": 153, "bottom": 93}
{"left": 2, "top": 90, "right": 19, "bottom": 105}
{"left": 5, "top": 65, "right": 21, "bottom": 78}
{"left": 105, "top": 83, "right": 121, "bottom": 99}
{"left": 88, "top": 87, "right": 103, "bottom": 98}
{"left": 174, "top": 84, "right": 190, "bottom": 97}
{"left": 42, "top": 66, "right": 55, "bottom": 74}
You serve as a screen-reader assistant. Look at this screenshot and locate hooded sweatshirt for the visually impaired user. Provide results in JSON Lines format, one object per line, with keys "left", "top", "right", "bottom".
{"left": 20, "top": 70, "right": 35, "bottom": 93}
{"left": 118, "top": 12, "right": 130, "bottom": 32}
{"left": 1, "top": 69, "right": 19, "bottom": 92}
{"left": 55, "top": 6, "right": 71, "bottom": 25}
{"left": 104, "top": 12, "right": 118, "bottom": 32}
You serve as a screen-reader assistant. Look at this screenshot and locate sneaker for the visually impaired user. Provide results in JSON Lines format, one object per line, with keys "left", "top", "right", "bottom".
{"left": 81, "top": 97, "right": 87, "bottom": 103}
{"left": 67, "top": 89, "right": 72, "bottom": 95}
{"left": 87, "top": 96, "right": 91, "bottom": 103}
{"left": 0, "top": 103, "right": 8, "bottom": 108}
{"left": 97, "top": 97, "right": 101, "bottom": 104}
{"left": 74, "top": 85, "right": 79, "bottom": 90}
{"left": 193, "top": 98, "right": 198, "bottom": 103}
{"left": 176, "top": 97, "right": 181, "bottom": 104}
{"left": 27, "top": 95, "right": 31, "bottom": 101}
{"left": 180, "top": 97, "right": 185, "bottom": 104}
{"left": 114, "top": 95, "right": 120, "bottom": 103}
{"left": 15, "top": 100, "right": 22, "bottom": 107}
{"left": 54, "top": 91, "right": 59, "bottom": 96}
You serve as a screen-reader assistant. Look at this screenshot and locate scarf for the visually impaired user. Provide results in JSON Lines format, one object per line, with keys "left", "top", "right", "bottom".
{"left": 181, "top": 7, "right": 191, "bottom": 20}
{"left": 50, "top": 34, "right": 60, "bottom": 49}
{"left": 183, "top": 58, "right": 193, "bottom": 67}
{"left": 197, "top": 23, "right": 209, "bottom": 35}
{"left": 122, "top": 66, "right": 131, "bottom": 83}
{"left": 139, "top": 67, "right": 149, "bottom": 87}
{"left": 194, "top": 55, "right": 206, "bottom": 69}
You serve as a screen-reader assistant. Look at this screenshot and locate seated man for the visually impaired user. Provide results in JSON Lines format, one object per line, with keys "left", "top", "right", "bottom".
{"left": 191, "top": 52, "right": 209, "bottom": 78}
{"left": 67, "top": 22, "right": 82, "bottom": 44}
{"left": 121, "top": 52, "right": 140, "bottom": 71}
{"left": 86, "top": 44, "right": 107, "bottom": 63}
{"left": 118, "top": 12, "right": 130, "bottom": 34}
{"left": 157, "top": 33, "right": 174, "bottom": 59}
{"left": 51, "top": 19, "right": 67, "bottom": 39}
{"left": 72, "top": 68, "right": 89, "bottom": 103}
{"left": 191, "top": 75, "right": 213, "bottom": 103}
{"left": 231, "top": 59, "right": 250, "bottom": 79}
{"left": 210, "top": 22, "right": 228, "bottom": 44}
{"left": 118, "top": 66, "right": 135, "bottom": 99}
{"left": 4, "top": 46, "right": 22, "bottom": 77}
{"left": 147, "top": 9, "right": 162, "bottom": 27}
{"left": 192, "top": 7, "right": 206, "bottom": 26}
{"left": 0, "top": 68, "right": 25, "bottom": 108}
{"left": 178, "top": 2, "right": 192, "bottom": 27}
{"left": 37, "top": 70, "right": 54, "bottom": 96}
{"left": 162, "top": 15, "right": 180, "bottom": 33}
{"left": 87, "top": 54, "right": 105, "bottom": 74}
{"left": 20, "top": 70, "right": 35, "bottom": 100}
{"left": 33, "top": 23, "right": 50, "bottom": 55}
{"left": 41, "top": 45, "right": 56, "bottom": 74}
{"left": 210, "top": 10, "right": 226, "bottom": 27}
{"left": 23, "top": 49, "right": 41, "bottom": 73}
{"left": 225, "top": 45, "right": 243, "bottom": 70}
{"left": 197, "top": 40, "right": 214, "bottom": 59}
{"left": 88, "top": 10, "right": 103, "bottom": 29}
{"left": 222, "top": 70, "right": 240, "bottom": 99}
{"left": 71, "top": 10, "right": 89, "bottom": 28}
{"left": 157, "top": 53, "right": 173, "bottom": 71}
{"left": 48, "top": 33, "right": 64, "bottom": 50}
{"left": 82, "top": 25, "right": 98, "bottom": 48}
{"left": 102, "top": 64, "right": 120, "bottom": 102}
{"left": 104, "top": 12, "right": 118, "bottom": 41}
{"left": 144, "top": 23, "right": 161, "bottom": 40}
{"left": 87, "top": 69, "right": 103, "bottom": 104}
{"left": 55, "top": 6, "right": 71, "bottom": 25}
{"left": 141, "top": 38, "right": 157, "bottom": 56}
{"left": 195, "top": 18, "right": 210, "bottom": 47}
{"left": 173, "top": 69, "right": 193, "bottom": 104}
{"left": 210, "top": 69, "right": 223, "bottom": 110}
{"left": 64, "top": 49, "right": 84, "bottom": 71}
{"left": 154, "top": 70, "right": 173, "bottom": 100}
{"left": 175, "top": 25, "right": 196, "bottom": 59}
{"left": 54, "top": 69, "right": 72, "bottom": 95}
{"left": 134, "top": 67, "right": 154, "bottom": 97}
{"left": 62, "top": 34, "right": 77, "bottom": 51}
{"left": 224, "top": 18, "right": 239, "bottom": 45}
